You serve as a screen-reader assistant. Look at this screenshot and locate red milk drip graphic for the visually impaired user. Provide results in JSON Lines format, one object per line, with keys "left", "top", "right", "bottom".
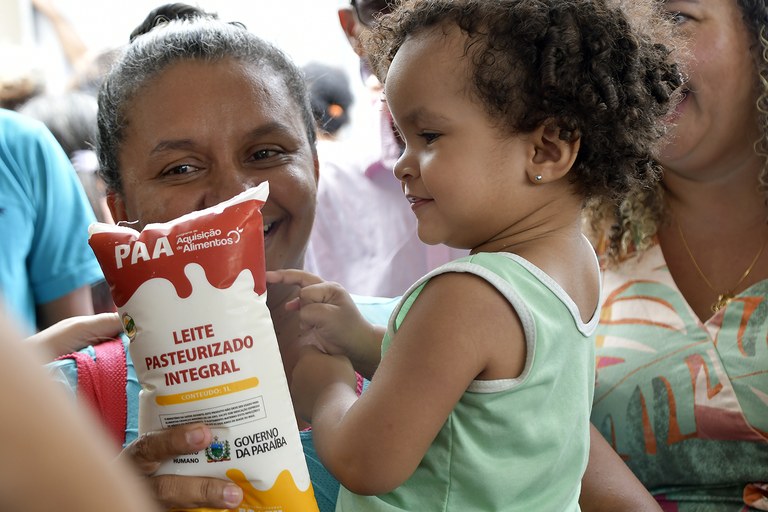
{"left": 89, "top": 194, "right": 266, "bottom": 308}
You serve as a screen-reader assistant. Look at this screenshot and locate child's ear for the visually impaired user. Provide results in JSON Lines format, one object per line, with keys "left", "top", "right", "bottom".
{"left": 526, "top": 122, "right": 580, "bottom": 184}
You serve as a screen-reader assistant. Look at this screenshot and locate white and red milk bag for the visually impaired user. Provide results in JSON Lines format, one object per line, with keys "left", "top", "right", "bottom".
{"left": 88, "top": 183, "right": 319, "bottom": 512}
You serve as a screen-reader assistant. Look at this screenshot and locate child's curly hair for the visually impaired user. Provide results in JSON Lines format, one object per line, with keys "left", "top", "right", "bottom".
{"left": 363, "top": 0, "right": 683, "bottom": 262}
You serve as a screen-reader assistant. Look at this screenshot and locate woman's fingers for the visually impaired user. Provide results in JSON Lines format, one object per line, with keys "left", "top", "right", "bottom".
{"left": 27, "top": 312, "right": 123, "bottom": 358}
{"left": 150, "top": 474, "right": 243, "bottom": 510}
{"left": 119, "top": 423, "right": 243, "bottom": 509}
{"left": 78, "top": 312, "right": 122, "bottom": 344}
{"left": 266, "top": 269, "right": 324, "bottom": 288}
{"left": 268, "top": 270, "right": 346, "bottom": 310}
{"left": 121, "top": 423, "right": 212, "bottom": 474}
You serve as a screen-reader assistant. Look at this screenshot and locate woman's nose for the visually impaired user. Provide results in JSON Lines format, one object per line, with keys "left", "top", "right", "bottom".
{"left": 205, "top": 167, "right": 253, "bottom": 208}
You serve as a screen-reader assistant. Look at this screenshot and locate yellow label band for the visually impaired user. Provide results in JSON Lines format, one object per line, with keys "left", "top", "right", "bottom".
{"left": 228, "top": 469, "right": 319, "bottom": 511}
{"left": 156, "top": 377, "right": 259, "bottom": 405}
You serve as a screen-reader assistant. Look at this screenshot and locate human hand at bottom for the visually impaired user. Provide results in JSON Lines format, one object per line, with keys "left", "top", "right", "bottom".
{"left": 291, "top": 345, "right": 357, "bottom": 424}
{"left": 118, "top": 422, "right": 243, "bottom": 510}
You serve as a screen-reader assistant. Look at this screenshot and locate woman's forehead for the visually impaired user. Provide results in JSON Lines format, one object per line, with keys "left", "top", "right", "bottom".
{"left": 129, "top": 58, "right": 299, "bottom": 123}
{"left": 116, "top": 58, "right": 310, "bottom": 162}
{"left": 146, "top": 58, "right": 287, "bottom": 97}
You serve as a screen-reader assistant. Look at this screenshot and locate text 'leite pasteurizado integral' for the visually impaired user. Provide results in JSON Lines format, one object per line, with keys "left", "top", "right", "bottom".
{"left": 88, "top": 182, "right": 319, "bottom": 512}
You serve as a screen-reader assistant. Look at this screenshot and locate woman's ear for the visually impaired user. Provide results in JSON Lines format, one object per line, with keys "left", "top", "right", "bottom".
{"left": 526, "top": 123, "right": 580, "bottom": 184}
{"left": 106, "top": 192, "right": 128, "bottom": 223}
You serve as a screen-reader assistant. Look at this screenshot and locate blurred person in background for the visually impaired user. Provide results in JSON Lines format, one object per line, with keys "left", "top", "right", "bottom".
{"left": 0, "top": 45, "right": 45, "bottom": 110}
{"left": 19, "top": 91, "right": 112, "bottom": 224}
{"left": 303, "top": 61, "right": 354, "bottom": 141}
{"left": 0, "top": 107, "right": 104, "bottom": 332}
{"left": 303, "top": 0, "right": 468, "bottom": 298}
{"left": 31, "top": 0, "right": 120, "bottom": 95}
{"left": 19, "top": 91, "right": 115, "bottom": 313}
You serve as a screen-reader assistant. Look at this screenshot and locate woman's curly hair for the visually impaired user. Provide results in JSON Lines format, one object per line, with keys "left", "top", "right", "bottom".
{"left": 363, "top": 0, "right": 682, "bottom": 261}
{"left": 600, "top": 0, "right": 768, "bottom": 263}
{"left": 740, "top": 0, "right": 768, "bottom": 205}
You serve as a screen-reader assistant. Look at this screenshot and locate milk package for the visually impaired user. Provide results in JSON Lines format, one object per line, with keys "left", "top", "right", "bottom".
{"left": 88, "top": 183, "right": 319, "bottom": 512}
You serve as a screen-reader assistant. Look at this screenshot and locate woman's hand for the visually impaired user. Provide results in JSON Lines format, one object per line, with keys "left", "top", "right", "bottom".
{"left": 118, "top": 423, "right": 244, "bottom": 510}
{"left": 27, "top": 312, "right": 123, "bottom": 360}
{"left": 267, "top": 269, "right": 384, "bottom": 378}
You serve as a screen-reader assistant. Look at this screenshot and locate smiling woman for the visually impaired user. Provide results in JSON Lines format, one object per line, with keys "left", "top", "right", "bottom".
{"left": 36, "top": 13, "right": 409, "bottom": 512}
{"left": 586, "top": 0, "right": 768, "bottom": 510}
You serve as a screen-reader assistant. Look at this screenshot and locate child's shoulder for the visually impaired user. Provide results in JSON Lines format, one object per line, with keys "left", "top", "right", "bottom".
{"left": 443, "top": 251, "right": 528, "bottom": 273}
{"left": 414, "top": 252, "right": 540, "bottom": 297}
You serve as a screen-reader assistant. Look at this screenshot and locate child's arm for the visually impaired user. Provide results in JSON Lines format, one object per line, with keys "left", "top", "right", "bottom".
{"left": 266, "top": 269, "right": 384, "bottom": 378}
{"left": 290, "top": 272, "right": 526, "bottom": 495}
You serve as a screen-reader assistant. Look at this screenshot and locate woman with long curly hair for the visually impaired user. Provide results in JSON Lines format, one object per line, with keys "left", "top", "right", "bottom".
{"left": 587, "top": 1, "right": 768, "bottom": 510}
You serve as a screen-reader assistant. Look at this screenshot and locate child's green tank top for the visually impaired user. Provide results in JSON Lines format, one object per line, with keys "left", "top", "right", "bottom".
{"left": 337, "top": 251, "right": 599, "bottom": 512}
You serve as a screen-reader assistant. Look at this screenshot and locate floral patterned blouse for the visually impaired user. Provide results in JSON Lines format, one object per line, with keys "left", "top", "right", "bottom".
{"left": 591, "top": 242, "right": 768, "bottom": 511}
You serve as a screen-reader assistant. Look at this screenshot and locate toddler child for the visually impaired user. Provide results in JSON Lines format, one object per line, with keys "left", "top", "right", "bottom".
{"left": 269, "top": 0, "right": 682, "bottom": 510}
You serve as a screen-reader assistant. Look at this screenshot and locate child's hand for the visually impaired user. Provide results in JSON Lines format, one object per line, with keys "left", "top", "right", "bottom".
{"left": 266, "top": 269, "right": 382, "bottom": 375}
{"left": 290, "top": 345, "right": 356, "bottom": 424}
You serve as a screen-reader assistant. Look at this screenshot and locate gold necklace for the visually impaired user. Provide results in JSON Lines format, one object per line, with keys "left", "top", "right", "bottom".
{"left": 676, "top": 220, "right": 766, "bottom": 313}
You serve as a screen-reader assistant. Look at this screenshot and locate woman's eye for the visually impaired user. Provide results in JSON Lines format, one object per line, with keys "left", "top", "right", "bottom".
{"left": 251, "top": 148, "right": 280, "bottom": 160}
{"left": 420, "top": 132, "right": 440, "bottom": 144}
{"left": 162, "top": 163, "right": 198, "bottom": 177}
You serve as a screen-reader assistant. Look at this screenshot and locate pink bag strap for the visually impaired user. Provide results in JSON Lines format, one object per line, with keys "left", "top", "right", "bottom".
{"left": 56, "top": 338, "right": 127, "bottom": 448}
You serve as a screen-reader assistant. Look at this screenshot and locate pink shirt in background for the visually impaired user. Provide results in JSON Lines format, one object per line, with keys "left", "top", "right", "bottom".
{"left": 305, "top": 100, "right": 467, "bottom": 298}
